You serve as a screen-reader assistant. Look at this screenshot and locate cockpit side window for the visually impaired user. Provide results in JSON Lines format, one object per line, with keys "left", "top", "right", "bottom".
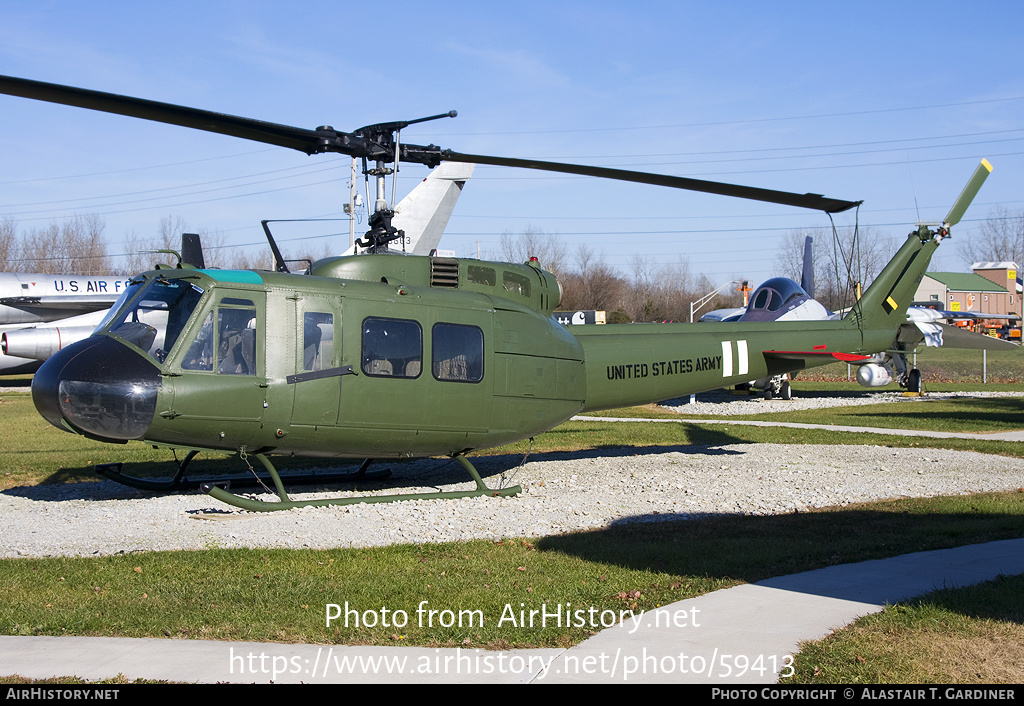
{"left": 180, "top": 297, "right": 257, "bottom": 375}
{"left": 217, "top": 302, "right": 257, "bottom": 375}
{"left": 105, "top": 278, "right": 205, "bottom": 364}
{"left": 181, "top": 312, "right": 214, "bottom": 371}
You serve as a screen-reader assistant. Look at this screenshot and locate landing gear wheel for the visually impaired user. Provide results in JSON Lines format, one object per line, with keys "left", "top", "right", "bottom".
{"left": 907, "top": 369, "right": 922, "bottom": 394}
{"left": 780, "top": 380, "right": 792, "bottom": 400}
{"left": 764, "top": 387, "right": 774, "bottom": 401}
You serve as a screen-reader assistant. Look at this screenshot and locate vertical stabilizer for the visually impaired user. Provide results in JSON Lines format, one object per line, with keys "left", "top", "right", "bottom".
{"left": 394, "top": 162, "right": 474, "bottom": 255}
{"left": 800, "top": 235, "right": 814, "bottom": 298}
{"left": 343, "top": 162, "right": 474, "bottom": 256}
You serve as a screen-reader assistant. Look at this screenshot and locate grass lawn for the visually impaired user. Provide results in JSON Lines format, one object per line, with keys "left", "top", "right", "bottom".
{"left": 785, "top": 573, "right": 1024, "bottom": 684}
{"left": 3, "top": 492, "right": 1023, "bottom": 651}
{"left": 2, "top": 373, "right": 1024, "bottom": 682}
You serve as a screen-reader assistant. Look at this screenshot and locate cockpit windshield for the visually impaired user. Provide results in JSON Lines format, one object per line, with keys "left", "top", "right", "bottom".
{"left": 101, "top": 278, "right": 205, "bottom": 364}
{"left": 748, "top": 278, "right": 808, "bottom": 312}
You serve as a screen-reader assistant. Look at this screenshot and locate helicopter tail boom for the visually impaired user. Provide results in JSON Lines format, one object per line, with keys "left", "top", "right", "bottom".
{"left": 843, "top": 227, "right": 941, "bottom": 341}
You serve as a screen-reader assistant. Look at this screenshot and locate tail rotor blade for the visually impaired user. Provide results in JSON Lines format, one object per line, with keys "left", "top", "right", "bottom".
{"left": 944, "top": 159, "right": 992, "bottom": 226}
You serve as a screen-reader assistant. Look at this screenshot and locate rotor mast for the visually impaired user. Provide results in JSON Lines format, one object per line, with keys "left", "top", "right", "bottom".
{"left": 352, "top": 111, "right": 459, "bottom": 253}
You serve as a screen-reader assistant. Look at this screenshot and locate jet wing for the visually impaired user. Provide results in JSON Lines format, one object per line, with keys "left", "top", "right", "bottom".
{"left": 907, "top": 306, "right": 1019, "bottom": 323}
{"left": 0, "top": 294, "right": 120, "bottom": 310}
{"left": 699, "top": 307, "right": 745, "bottom": 322}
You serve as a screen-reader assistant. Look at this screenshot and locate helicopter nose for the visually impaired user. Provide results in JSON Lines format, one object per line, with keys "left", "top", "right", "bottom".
{"left": 32, "top": 335, "right": 161, "bottom": 442}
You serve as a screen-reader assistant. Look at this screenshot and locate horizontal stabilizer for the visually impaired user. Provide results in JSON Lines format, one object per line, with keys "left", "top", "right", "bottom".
{"left": 936, "top": 323, "right": 1019, "bottom": 350}
{"left": 765, "top": 350, "right": 870, "bottom": 362}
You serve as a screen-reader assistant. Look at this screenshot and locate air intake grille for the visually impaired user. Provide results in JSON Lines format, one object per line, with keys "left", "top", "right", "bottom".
{"left": 430, "top": 257, "right": 459, "bottom": 288}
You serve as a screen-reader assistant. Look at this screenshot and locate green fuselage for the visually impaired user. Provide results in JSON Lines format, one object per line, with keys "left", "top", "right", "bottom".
{"left": 35, "top": 229, "right": 934, "bottom": 461}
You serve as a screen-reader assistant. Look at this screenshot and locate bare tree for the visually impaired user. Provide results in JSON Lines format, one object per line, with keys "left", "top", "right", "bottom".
{"left": 774, "top": 230, "right": 827, "bottom": 285}
{"left": 0, "top": 218, "right": 17, "bottom": 271}
{"left": 18, "top": 223, "right": 62, "bottom": 273}
{"left": 119, "top": 229, "right": 151, "bottom": 275}
{"left": 656, "top": 258, "right": 699, "bottom": 322}
{"left": 117, "top": 215, "right": 189, "bottom": 273}
{"left": 774, "top": 226, "right": 895, "bottom": 311}
{"left": 287, "top": 241, "right": 334, "bottom": 271}
{"left": 157, "top": 215, "right": 189, "bottom": 252}
{"left": 623, "top": 255, "right": 703, "bottom": 322}
{"left": 15, "top": 215, "right": 108, "bottom": 274}
{"left": 625, "top": 254, "right": 662, "bottom": 322}
{"left": 65, "top": 214, "right": 108, "bottom": 275}
{"left": 570, "top": 244, "right": 626, "bottom": 312}
{"left": 227, "top": 247, "right": 275, "bottom": 271}
{"left": 118, "top": 215, "right": 228, "bottom": 273}
{"left": 158, "top": 215, "right": 228, "bottom": 268}
{"left": 499, "top": 226, "right": 567, "bottom": 275}
{"left": 958, "top": 205, "right": 1024, "bottom": 267}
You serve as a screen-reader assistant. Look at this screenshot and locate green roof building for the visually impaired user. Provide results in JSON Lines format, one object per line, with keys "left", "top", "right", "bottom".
{"left": 915, "top": 264, "right": 1019, "bottom": 320}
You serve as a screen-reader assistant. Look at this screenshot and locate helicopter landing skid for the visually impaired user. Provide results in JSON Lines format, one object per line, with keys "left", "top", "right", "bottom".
{"left": 201, "top": 453, "right": 521, "bottom": 512}
{"left": 95, "top": 450, "right": 202, "bottom": 491}
{"left": 94, "top": 452, "right": 392, "bottom": 492}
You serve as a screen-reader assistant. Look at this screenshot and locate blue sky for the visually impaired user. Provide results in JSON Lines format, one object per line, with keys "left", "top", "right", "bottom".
{"left": 1, "top": 1, "right": 1021, "bottom": 284}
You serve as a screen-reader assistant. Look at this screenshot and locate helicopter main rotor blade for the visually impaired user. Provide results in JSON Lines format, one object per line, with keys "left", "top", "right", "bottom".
{"left": 0, "top": 74, "right": 861, "bottom": 214}
{"left": 0, "top": 74, "right": 370, "bottom": 156}
{"left": 439, "top": 151, "right": 862, "bottom": 214}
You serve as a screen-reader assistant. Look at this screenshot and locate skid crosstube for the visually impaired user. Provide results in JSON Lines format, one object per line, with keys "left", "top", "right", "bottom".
{"left": 95, "top": 452, "right": 392, "bottom": 492}
{"left": 202, "top": 453, "right": 521, "bottom": 512}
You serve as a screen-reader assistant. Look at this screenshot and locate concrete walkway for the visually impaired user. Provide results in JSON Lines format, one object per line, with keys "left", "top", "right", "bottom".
{"left": 3, "top": 538, "right": 1022, "bottom": 684}
{"left": 574, "top": 415, "right": 1024, "bottom": 442}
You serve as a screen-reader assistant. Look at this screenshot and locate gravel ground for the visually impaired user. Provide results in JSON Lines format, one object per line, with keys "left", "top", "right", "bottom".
{"left": 657, "top": 388, "right": 1024, "bottom": 415}
{"left": 4, "top": 388, "right": 1024, "bottom": 558}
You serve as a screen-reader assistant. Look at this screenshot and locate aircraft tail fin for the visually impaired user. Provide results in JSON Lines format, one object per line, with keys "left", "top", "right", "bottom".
{"left": 342, "top": 162, "right": 474, "bottom": 257}
{"left": 800, "top": 235, "right": 814, "bottom": 298}
{"left": 393, "top": 162, "right": 474, "bottom": 255}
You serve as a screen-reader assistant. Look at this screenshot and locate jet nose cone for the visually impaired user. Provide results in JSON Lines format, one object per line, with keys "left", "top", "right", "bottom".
{"left": 32, "top": 335, "right": 161, "bottom": 442}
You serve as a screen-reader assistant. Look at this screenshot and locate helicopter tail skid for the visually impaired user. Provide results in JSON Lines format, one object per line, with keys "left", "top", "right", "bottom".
{"left": 200, "top": 453, "right": 521, "bottom": 512}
